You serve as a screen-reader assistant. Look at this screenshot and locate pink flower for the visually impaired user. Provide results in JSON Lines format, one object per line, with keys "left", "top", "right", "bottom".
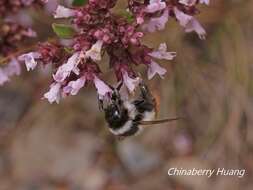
{"left": 122, "top": 71, "right": 140, "bottom": 92}
{"left": 93, "top": 76, "right": 112, "bottom": 99}
{"left": 137, "top": 16, "right": 144, "bottom": 24}
{"left": 173, "top": 7, "right": 192, "bottom": 27}
{"left": 54, "top": 5, "right": 76, "bottom": 18}
{"left": 147, "top": 60, "right": 167, "bottom": 79}
{"left": 174, "top": 7, "right": 206, "bottom": 39}
{"left": 18, "top": 52, "right": 41, "bottom": 71}
{"left": 149, "top": 43, "right": 176, "bottom": 60}
{"left": 145, "top": 0, "right": 166, "bottom": 13}
{"left": 53, "top": 52, "right": 81, "bottom": 83}
{"left": 43, "top": 82, "right": 62, "bottom": 104}
{"left": 179, "top": 0, "right": 198, "bottom": 6}
{"left": 200, "top": 0, "right": 209, "bottom": 5}
{"left": 0, "top": 69, "right": 9, "bottom": 85}
{"left": 63, "top": 77, "right": 86, "bottom": 95}
{"left": 142, "top": 9, "right": 169, "bottom": 32}
{"left": 185, "top": 18, "right": 206, "bottom": 39}
{"left": 63, "top": 74, "right": 112, "bottom": 99}
{"left": 85, "top": 40, "right": 103, "bottom": 61}
{"left": 5, "top": 58, "right": 21, "bottom": 76}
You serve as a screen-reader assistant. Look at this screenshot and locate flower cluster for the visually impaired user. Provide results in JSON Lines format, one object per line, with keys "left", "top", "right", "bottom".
{"left": 0, "top": 0, "right": 210, "bottom": 104}
{"left": 129, "top": 0, "right": 209, "bottom": 39}
{"left": 0, "top": 0, "right": 47, "bottom": 16}
{"left": 0, "top": 0, "right": 49, "bottom": 56}
{"left": 0, "top": 0, "right": 48, "bottom": 84}
{"left": 0, "top": 22, "right": 36, "bottom": 56}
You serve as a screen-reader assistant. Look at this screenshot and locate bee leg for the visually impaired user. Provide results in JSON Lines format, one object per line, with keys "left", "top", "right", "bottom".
{"left": 138, "top": 82, "right": 156, "bottom": 106}
{"left": 138, "top": 81, "right": 151, "bottom": 98}
{"left": 133, "top": 99, "right": 145, "bottom": 106}
{"left": 98, "top": 96, "right": 104, "bottom": 111}
{"left": 116, "top": 81, "right": 123, "bottom": 91}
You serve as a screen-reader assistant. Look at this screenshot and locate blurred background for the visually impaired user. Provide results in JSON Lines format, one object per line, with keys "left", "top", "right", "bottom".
{"left": 0, "top": 0, "right": 253, "bottom": 189}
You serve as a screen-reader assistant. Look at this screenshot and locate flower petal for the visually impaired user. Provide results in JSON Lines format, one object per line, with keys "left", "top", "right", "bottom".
{"left": 53, "top": 52, "right": 81, "bottom": 83}
{"left": 43, "top": 83, "right": 61, "bottom": 104}
{"left": 149, "top": 43, "right": 176, "bottom": 60}
{"left": 54, "top": 5, "right": 76, "bottom": 18}
{"left": 142, "top": 9, "right": 169, "bottom": 33}
{"left": 85, "top": 40, "right": 103, "bottom": 61}
{"left": 185, "top": 18, "right": 206, "bottom": 39}
{"left": 147, "top": 60, "right": 167, "bottom": 79}
{"left": 63, "top": 77, "right": 86, "bottom": 95}
{"left": 174, "top": 7, "right": 206, "bottom": 39}
{"left": 173, "top": 7, "right": 192, "bottom": 27}
{"left": 93, "top": 76, "right": 112, "bottom": 99}
{"left": 145, "top": 0, "right": 166, "bottom": 13}
{"left": 122, "top": 72, "right": 140, "bottom": 92}
{"left": 18, "top": 52, "right": 41, "bottom": 71}
{"left": 179, "top": 0, "right": 197, "bottom": 6}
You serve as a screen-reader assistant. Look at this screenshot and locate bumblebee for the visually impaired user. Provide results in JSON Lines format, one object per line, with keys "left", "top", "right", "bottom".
{"left": 100, "top": 81, "right": 180, "bottom": 138}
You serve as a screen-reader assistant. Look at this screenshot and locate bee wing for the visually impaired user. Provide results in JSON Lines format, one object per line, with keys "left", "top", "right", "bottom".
{"left": 139, "top": 117, "right": 182, "bottom": 126}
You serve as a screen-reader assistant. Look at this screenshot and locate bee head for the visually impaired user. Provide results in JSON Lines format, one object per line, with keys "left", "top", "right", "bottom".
{"left": 105, "top": 104, "right": 121, "bottom": 121}
{"left": 104, "top": 81, "right": 129, "bottom": 127}
{"left": 109, "top": 81, "right": 123, "bottom": 103}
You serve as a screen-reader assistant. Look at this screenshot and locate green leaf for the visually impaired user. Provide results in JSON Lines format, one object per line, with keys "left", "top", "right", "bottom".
{"left": 52, "top": 23, "right": 76, "bottom": 39}
{"left": 72, "top": 0, "right": 88, "bottom": 6}
{"left": 125, "top": 12, "right": 134, "bottom": 23}
{"left": 116, "top": 10, "right": 134, "bottom": 23}
{"left": 64, "top": 47, "right": 74, "bottom": 54}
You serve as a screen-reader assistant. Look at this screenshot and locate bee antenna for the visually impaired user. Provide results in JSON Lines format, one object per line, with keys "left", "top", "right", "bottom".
{"left": 116, "top": 81, "right": 123, "bottom": 91}
{"left": 108, "top": 84, "right": 115, "bottom": 90}
{"left": 136, "top": 72, "right": 142, "bottom": 78}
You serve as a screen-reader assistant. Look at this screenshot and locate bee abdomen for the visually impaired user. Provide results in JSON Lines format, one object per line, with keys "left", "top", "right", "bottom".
{"left": 108, "top": 120, "right": 139, "bottom": 136}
